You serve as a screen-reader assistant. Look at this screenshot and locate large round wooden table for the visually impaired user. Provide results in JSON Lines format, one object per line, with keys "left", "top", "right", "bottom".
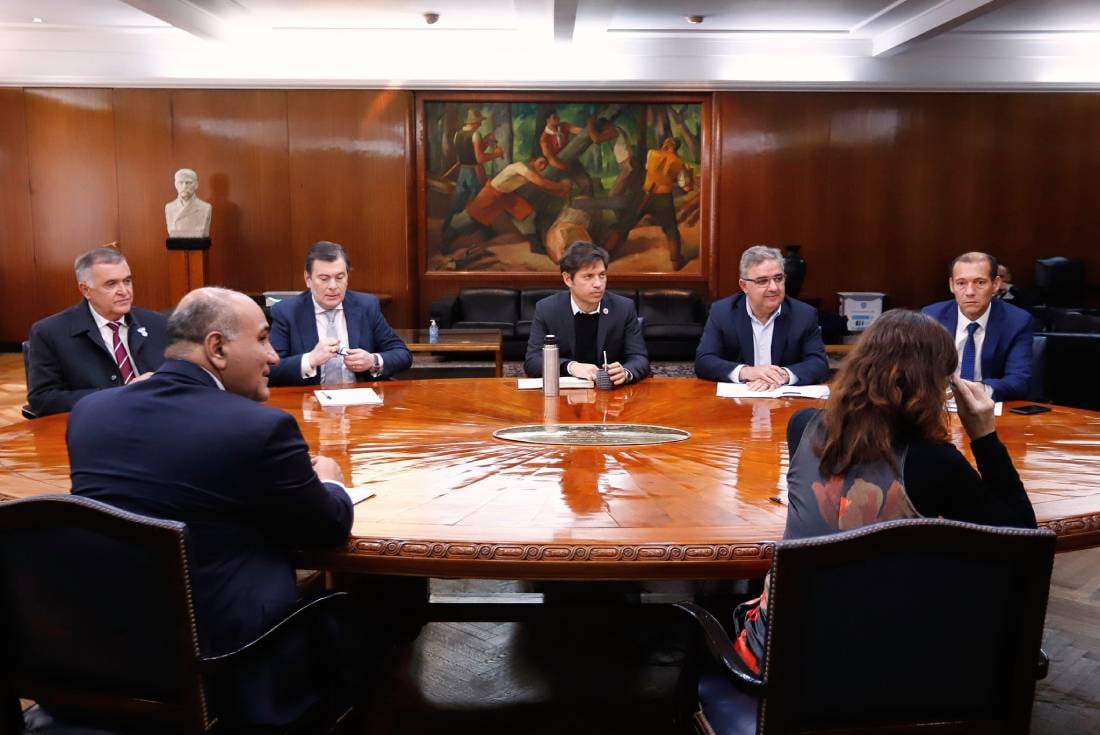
{"left": 2, "top": 378, "right": 1098, "bottom": 579}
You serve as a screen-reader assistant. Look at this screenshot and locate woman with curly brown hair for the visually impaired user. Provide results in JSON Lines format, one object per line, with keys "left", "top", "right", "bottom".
{"left": 730, "top": 308, "right": 1037, "bottom": 674}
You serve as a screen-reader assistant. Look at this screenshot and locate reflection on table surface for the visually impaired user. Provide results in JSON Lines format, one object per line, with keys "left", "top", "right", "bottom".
{"left": 2, "top": 378, "right": 1099, "bottom": 579}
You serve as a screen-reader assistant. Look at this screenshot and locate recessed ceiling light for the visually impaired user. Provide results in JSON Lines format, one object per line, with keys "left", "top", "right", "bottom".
{"left": 423, "top": 12, "right": 440, "bottom": 25}
{"left": 32, "top": 17, "right": 44, "bottom": 23}
{"left": 686, "top": 15, "right": 704, "bottom": 25}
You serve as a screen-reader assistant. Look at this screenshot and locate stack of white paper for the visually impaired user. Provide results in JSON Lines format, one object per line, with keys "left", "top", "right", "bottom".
{"left": 314, "top": 388, "right": 383, "bottom": 406}
{"left": 716, "top": 383, "right": 830, "bottom": 400}
{"left": 517, "top": 377, "right": 594, "bottom": 390}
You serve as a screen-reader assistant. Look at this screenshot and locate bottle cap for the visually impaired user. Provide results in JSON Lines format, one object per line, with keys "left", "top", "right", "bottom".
{"left": 544, "top": 334, "right": 557, "bottom": 345}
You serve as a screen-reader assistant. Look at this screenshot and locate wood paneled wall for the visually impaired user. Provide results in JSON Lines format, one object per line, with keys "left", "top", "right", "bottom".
{"left": 0, "top": 88, "right": 413, "bottom": 344}
{"left": 714, "top": 92, "right": 1100, "bottom": 311}
{"left": 2, "top": 87, "right": 1099, "bottom": 344}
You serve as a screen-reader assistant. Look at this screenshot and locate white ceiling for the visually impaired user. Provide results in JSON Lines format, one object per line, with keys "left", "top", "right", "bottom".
{"left": 0, "top": 0, "right": 1098, "bottom": 88}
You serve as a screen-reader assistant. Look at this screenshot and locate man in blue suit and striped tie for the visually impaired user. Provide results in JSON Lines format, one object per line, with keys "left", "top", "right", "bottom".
{"left": 269, "top": 241, "right": 411, "bottom": 386}
{"left": 922, "top": 251, "right": 1033, "bottom": 401}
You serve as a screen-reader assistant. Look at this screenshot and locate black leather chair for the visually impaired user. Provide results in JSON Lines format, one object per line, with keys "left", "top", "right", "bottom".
{"left": 517, "top": 288, "right": 564, "bottom": 340}
{"left": 1048, "top": 309, "right": 1100, "bottom": 333}
{"left": 451, "top": 289, "right": 519, "bottom": 336}
{"left": 1034, "top": 256, "right": 1087, "bottom": 308}
{"left": 1028, "top": 334, "right": 1048, "bottom": 402}
{"left": 638, "top": 289, "right": 706, "bottom": 361}
{"left": 0, "top": 495, "right": 357, "bottom": 735}
{"left": 677, "top": 518, "right": 1055, "bottom": 735}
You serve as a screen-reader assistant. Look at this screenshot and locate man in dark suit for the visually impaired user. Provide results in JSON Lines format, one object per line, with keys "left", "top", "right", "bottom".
{"left": 269, "top": 240, "right": 411, "bottom": 386}
{"left": 27, "top": 247, "right": 167, "bottom": 416}
{"left": 922, "top": 251, "right": 1032, "bottom": 401}
{"left": 695, "top": 245, "right": 828, "bottom": 388}
{"left": 524, "top": 241, "right": 650, "bottom": 383}
{"left": 67, "top": 287, "right": 353, "bottom": 727}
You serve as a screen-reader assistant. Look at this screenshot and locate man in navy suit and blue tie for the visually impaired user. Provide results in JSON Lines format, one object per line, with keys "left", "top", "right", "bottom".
{"left": 695, "top": 245, "right": 828, "bottom": 389}
{"left": 269, "top": 241, "right": 411, "bottom": 386}
{"left": 922, "top": 251, "right": 1032, "bottom": 401}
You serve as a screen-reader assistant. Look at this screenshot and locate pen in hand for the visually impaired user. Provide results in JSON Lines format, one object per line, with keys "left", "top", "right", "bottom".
{"left": 603, "top": 350, "right": 609, "bottom": 369}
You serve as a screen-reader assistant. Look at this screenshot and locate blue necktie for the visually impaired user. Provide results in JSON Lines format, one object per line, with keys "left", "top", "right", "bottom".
{"left": 960, "top": 322, "right": 979, "bottom": 381}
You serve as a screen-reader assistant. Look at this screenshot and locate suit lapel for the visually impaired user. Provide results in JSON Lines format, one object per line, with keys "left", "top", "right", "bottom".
{"left": 295, "top": 295, "right": 321, "bottom": 352}
{"left": 942, "top": 303, "right": 959, "bottom": 334}
{"left": 733, "top": 296, "right": 756, "bottom": 365}
{"left": 127, "top": 311, "right": 147, "bottom": 362}
{"left": 557, "top": 293, "right": 577, "bottom": 358}
{"left": 981, "top": 300, "right": 1002, "bottom": 372}
{"left": 71, "top": 302, "right": 113, "bottom": 361}
{"left": 344, "top": 295, "right": 363, "bottom": 350}
{"left": 771, "top": 301, "right": 792, "bottom": 365}
{"left": 595, "top": 297, "right": 609, "bottom": 361}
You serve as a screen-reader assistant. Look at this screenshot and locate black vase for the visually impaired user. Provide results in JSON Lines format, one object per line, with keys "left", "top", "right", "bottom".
{"left": 783, "top": 244, "right": 806, "bottom": 298}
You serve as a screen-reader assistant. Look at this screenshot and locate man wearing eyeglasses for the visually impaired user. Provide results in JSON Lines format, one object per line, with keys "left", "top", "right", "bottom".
{"left": 695, "top": 245, "right": 828, "bottom": 389}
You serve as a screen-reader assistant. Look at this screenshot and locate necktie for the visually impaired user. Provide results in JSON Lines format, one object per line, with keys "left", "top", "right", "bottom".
{"left": 960, "top": 322, "right": 979, "bottom": 381}
{"left": 321, "top": 310, "right": 354, "bottom": 385}
{"left": 107, "top": 322, "right": 135, "bottom": 384}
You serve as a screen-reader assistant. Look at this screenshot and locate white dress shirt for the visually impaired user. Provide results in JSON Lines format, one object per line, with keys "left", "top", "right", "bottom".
{"left": 730, "top": 301, "right": 797, "bottom": 385}
{"left": 299, "top": 299, "right": 384, "bottom": 380}
{"left": 88, "top": 303, "right": 136, "bottom": 370}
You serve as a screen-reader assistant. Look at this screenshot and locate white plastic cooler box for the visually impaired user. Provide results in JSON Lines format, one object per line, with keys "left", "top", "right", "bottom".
{"left": 838, "top": 292, "right": 886, "bottom": 332}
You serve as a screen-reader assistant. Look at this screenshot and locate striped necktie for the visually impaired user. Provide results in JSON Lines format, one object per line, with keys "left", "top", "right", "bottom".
{"left": 106, "top": 322, "right": 135, "bottom": 384}
{"left": 321, "top": 309, "right": 354, "bottom": 385}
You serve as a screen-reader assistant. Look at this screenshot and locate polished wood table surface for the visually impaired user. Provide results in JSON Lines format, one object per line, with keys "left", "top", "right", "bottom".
{"left": 1, "top": 378, "right": 1098, "bottom": 579}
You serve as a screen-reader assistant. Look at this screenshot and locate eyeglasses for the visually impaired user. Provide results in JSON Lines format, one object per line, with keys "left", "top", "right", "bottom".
{"left": 744, "top": 274, "right": 785, "bottom": 288}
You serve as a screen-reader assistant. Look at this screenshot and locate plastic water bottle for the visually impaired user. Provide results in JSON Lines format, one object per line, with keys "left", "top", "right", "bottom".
{"left": 542, "top": 334, "right": 559, "bottom": 397}
{"left": 428, "top": 319, "right": 439, "bottom": 344}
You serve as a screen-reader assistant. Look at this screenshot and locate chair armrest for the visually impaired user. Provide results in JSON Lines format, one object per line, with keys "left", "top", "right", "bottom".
{"left": 429, "top": 296, "right": 458, "bottom": 328}
{"left": 1036, "top": 648, "right": 1049, "bottom": 680}
{"left": 201, "top": 591, "right": 351, "bottom": 668}
{"left": 674, "top": 601, "right": 764, "bottom": 691}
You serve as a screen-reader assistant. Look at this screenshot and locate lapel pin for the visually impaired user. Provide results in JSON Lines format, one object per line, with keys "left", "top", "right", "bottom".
{"left": 137, "top": 327, "right": 148, "bottom": 337}
{"left": 602, "top": 308, "right": 609, "bottom": 315}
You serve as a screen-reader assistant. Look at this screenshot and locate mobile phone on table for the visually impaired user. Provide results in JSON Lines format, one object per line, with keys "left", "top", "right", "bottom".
{"left": 1009, "top": 404, "right": 1051, "bottom": 415}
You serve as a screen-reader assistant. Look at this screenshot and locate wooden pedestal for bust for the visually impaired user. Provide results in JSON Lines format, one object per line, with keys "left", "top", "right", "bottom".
{"left": 166, "top": 237, "right": 211, "bottom": 305}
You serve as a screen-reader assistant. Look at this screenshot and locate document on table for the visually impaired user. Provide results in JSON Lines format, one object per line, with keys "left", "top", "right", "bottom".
{"left": 344, "top": 486, "right": 376, "bottom": 505}
{"left": 716, "top": 383, "right": 830, "bottom": 400}
{"left": 517, "top": 377, "right": 594, "bottom": 390}
{"left": 946, "top": 400, "right": 1003, "bottom": 416}
{"left": 314, "top": 387, "right": 383, "bottom": 406}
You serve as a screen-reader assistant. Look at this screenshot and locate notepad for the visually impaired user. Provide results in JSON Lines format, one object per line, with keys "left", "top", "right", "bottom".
{"left": 314, "top": 387, "right": 383, "bottom": 406}
{"left": 345, "top": 486, "right": 376, "bottom": 505}
{"left": 717, "top": 383, "right": 830, "bottom": 400}
{"left": 517, "top": 377, "right": 594, "bottom": 390}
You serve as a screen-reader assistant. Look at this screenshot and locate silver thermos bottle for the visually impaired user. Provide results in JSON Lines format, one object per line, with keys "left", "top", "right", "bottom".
{"left": 542, "top": 334, "right": 559, "bottom": 397}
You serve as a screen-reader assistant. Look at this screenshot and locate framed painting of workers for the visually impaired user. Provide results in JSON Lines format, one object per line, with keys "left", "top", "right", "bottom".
{"left": 418, "top": 93, "right": 709, "bottom": 278}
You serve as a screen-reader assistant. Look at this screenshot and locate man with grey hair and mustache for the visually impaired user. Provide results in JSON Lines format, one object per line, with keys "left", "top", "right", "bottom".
{"left": 27, "top": 246, "right": 167, "bottom": 416}
{"left": 695, "top": 244, "right": 828, "bottom": 389}
{"left": 68, "top": 286, "right": 354, "bottom": 728}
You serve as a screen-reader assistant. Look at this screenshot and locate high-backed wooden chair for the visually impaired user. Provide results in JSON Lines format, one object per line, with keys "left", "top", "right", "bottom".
{"left": 0, "top": 494, "right": 356, "bottom": 735}
{"left": 677, "top": 518, "right": 1055, "bottom": 735}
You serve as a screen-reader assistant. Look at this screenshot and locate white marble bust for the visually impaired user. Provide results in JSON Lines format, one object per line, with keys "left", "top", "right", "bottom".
{"left": 165, "top": 168, "right": 212, "bottom": 238}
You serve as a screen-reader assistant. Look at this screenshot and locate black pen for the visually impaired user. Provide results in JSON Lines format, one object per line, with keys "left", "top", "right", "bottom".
{"left": 768, "top": 495, "right": 785, "bottom": 505}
